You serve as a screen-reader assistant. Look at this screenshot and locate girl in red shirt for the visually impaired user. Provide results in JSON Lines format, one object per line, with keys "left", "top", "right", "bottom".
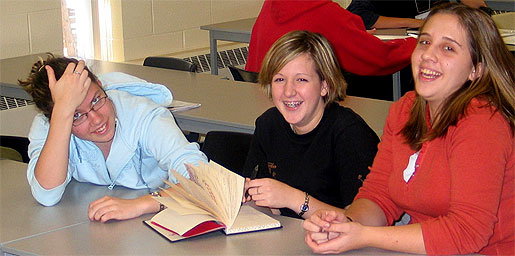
{"left": 303, "top": 3, "right": 514, "bottom": 255}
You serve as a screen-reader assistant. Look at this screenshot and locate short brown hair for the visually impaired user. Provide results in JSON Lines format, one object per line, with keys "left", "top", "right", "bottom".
{"left": 18, "top": 53, "right": 99, "bottom": 119}
{"left": 258, "top": 30, "right": 346, "bottom": 105}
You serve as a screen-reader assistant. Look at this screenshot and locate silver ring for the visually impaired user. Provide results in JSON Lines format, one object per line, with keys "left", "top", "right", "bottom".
{"left": 74, "top": 71, "right": 81, "bottom": 75}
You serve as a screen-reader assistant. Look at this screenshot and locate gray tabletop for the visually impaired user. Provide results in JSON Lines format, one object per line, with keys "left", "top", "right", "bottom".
{"left": 0, "top": 159, "right": 411, "bottom": 255}
{"left": 0, "top": 160, "right": 147, "bottom": 245}
{"left": 200, "top": 18, "right": 256, "bottom": 35}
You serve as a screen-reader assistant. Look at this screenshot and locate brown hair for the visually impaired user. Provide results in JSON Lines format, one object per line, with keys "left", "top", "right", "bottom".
{"left": 18, "top": 53, "right": 99, "bottom": 119}
{"left": 258, "top": 30, "right": 346, "bottom": 105}
{"left": 401, "top": 3, "right": 514, "bottom": 150}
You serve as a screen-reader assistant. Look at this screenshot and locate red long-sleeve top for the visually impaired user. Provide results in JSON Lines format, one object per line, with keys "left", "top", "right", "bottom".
{"left": 356, "top": 92, "right": 514, "bottom": 254}
{"left": 245, "top": 0, "right": 416, "bottom": 76}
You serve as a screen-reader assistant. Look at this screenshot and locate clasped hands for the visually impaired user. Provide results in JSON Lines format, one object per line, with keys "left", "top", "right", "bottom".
{"left": 303, "top": 210, "right": 362, "bottom": 254}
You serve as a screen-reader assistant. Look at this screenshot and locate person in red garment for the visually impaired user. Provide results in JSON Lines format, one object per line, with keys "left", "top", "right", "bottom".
{"left": 245, "top": 0, "right": 416, "bottom": 76}
{"left": 303, "top": 3, "right": 514, "bottom": 255}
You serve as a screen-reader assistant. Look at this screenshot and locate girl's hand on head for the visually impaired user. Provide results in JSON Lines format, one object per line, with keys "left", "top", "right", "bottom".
{"left": 46, "top": 61, "right": 91, "bottom": 114}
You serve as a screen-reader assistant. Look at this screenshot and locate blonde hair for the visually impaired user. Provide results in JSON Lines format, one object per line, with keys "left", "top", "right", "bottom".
{"left": 258, "top": 30, "right": 346, "bottom": 105}
{"left": 401, "top": 3, "right": 515, "bottom": 149}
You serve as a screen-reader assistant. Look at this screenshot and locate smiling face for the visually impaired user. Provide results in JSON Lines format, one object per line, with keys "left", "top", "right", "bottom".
{"left": 271, "top": 53, "right": 328, "bottom": 134}
{"left": 412, "top": 13, "right": 478, "bottom": 115}
{"left": 71, "top": 82, "right": 116, "bottom": 149}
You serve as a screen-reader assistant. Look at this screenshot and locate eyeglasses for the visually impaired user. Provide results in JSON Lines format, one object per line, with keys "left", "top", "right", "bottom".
{"left": 72, "top": 95, "right": 109, "bottom": 126}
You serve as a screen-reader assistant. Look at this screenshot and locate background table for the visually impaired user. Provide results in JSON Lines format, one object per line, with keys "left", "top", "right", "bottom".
{"left": 200, "top": 18, "right": 408, "bottom": 101}
{"left": 200, "top": 18, "right": 256, "bottom": 76}
{"left": 1, "top": 54, "right": 392, "bottom": 137}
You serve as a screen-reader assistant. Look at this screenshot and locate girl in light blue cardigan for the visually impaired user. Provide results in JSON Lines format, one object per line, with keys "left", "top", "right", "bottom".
{"left": 19, "top": 54, "right": 207, "bottom": 222}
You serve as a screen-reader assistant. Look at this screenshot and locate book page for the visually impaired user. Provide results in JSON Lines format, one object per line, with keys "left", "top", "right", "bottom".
{"left": 162, "top": 180, "right": 217, "bottom": 214}
{"left": 185, "top": 163, "right": 227, "bottom": 216}
{"left": 186, "top": 161, "right": 244, "bottom": 227}
{"left": 163, "top": 178, "right": 224, "bottom": 221}
{"left": 224, "top": 205, "right": 281, "bottom": 235}
{"left": 151, "top": 208, "right": 219, "bottom": 236}
{"left": 187, "top": 161, "right": 244, "bottom": 228}
{"left": 154, "top": 196, "right": 210, "bottom": 216}
{"left": 178, "top": 161, "right": 244, "bottom": 228}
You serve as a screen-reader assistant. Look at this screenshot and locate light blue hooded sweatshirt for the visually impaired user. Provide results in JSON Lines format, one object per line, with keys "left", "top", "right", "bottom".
{"left": 27, "top": 72, "right": 207, "bottom": 206}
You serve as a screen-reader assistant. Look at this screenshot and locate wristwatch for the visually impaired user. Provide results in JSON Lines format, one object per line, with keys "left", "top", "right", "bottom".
{"left": 150, "top": 191, "right": 166, "bottom": 212}
{"left": 298, "top": 192, "right": 310, "bottom": 217}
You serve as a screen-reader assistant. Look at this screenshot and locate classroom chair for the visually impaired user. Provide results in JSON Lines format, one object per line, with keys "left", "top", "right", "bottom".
{"left": 143, "top": 56, "right": 197, "bottom": 72}
{"left": 228, "top": 65, "right": 259, "bottom": 83}
{"left": 0, "top": 135, "right": 30, "bottom": 163}
{"left": 201, "top": 131, "right": 253, "bottom": 175}
{"left": 0, "top": 146, "right": 23, "bottom": 162}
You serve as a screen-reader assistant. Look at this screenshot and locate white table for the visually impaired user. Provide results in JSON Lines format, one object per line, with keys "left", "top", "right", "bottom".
{"left": 0, "top": 160, "right": 147, "bottom": 248}
{"left": 0, "top": 159, "right": 415, "bottom": 256}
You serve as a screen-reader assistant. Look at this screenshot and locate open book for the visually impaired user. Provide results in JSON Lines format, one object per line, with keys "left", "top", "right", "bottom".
{"left": 144, "top": 161, "right": 281, "bottom": 242}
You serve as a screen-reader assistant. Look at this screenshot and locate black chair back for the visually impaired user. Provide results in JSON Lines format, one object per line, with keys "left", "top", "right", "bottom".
{"left": 201, "top": 131, "right": 253, "bottom": 175}
{"left": 228, "top": 65, "right": 259, "bottom": 83}
{"left": 0, "top": 135, "right": 30, "bottom": 163}
{"left": 143, "top": 56, "right": 197, "bottom": 73}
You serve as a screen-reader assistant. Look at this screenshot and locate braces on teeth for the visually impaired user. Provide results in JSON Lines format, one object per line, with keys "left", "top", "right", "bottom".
{"left": 285, "top": 102, "right": 301, "bottom": 107}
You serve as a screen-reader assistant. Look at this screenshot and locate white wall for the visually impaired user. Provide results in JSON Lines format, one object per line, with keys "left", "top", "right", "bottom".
{"left": 0, "top": 0, "right": 352, "bottom": 61}
{"left": 117, "top": 0, "right": 265, "bottom": 61}
{"left": 0, "top": 0, "right": 63, "bottom": 59}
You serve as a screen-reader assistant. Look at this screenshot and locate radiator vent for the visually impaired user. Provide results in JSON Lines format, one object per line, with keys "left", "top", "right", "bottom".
{"left": 0, "top": 96, "right": 34, "bottom": 111}
{"left": 183, "top": 46, "right": 248, "bottom": 73}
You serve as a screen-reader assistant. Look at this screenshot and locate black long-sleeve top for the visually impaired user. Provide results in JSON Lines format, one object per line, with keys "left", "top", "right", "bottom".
{"left": 243, "top": 102, "right": 379, "bottom": 218}
{"left": 347, "top": 0, "right": 446, "bottom": 29}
